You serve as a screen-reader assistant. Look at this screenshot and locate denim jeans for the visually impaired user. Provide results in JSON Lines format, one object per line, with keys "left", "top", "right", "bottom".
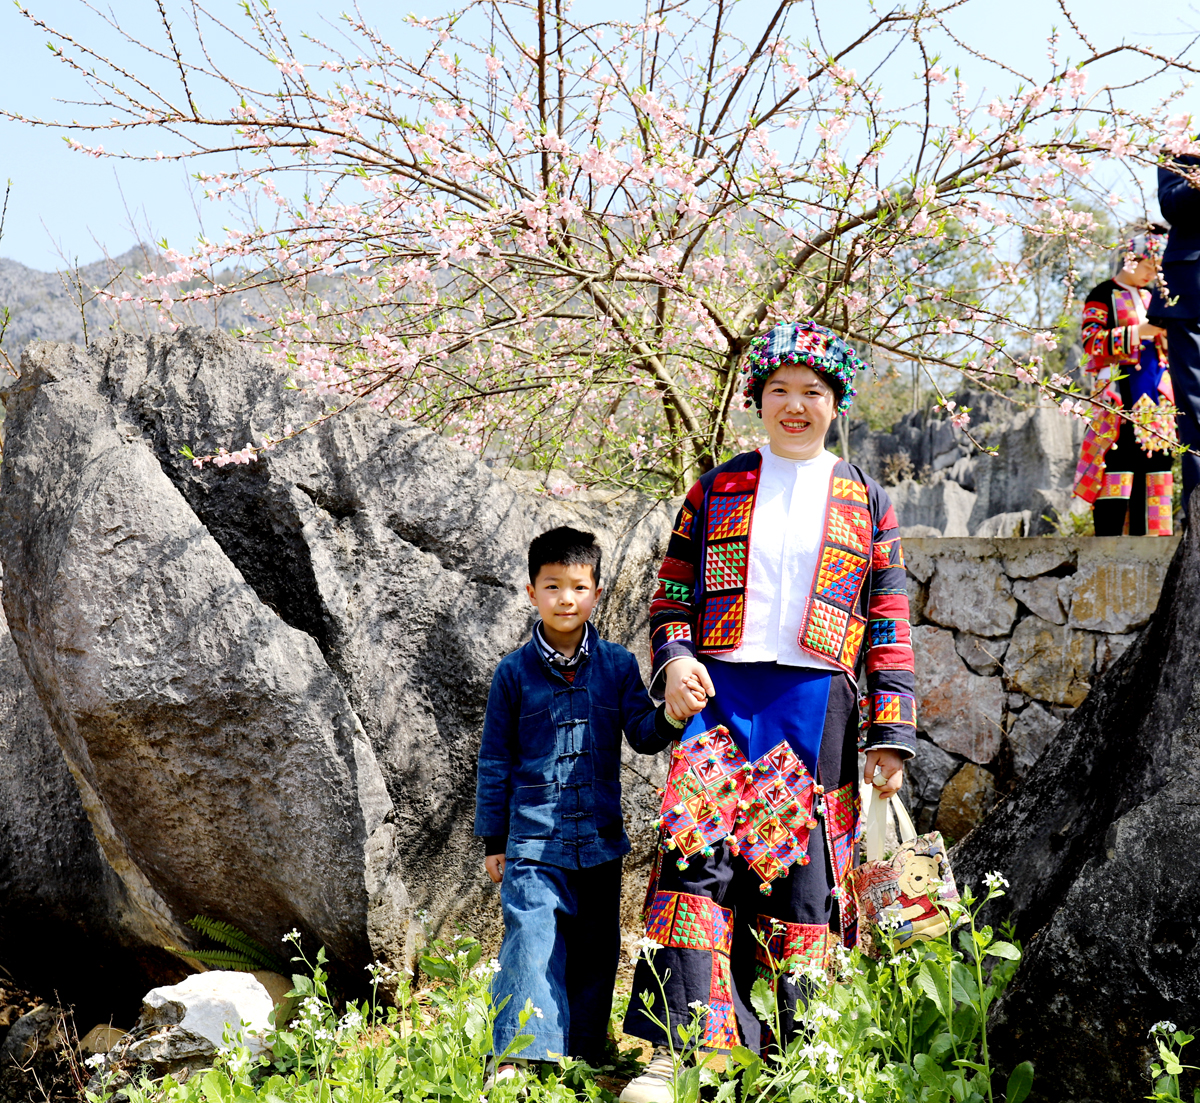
{"left": 491, "top": 856, "right": 621, "bottom": 1062}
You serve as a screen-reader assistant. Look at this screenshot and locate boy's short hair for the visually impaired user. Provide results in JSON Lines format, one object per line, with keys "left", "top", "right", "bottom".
{"left": 528, "top": 526, "right": 602, "bottom": 587}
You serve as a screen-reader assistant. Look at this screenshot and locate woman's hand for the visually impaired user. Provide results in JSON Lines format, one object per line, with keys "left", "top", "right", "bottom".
{"left": 664, "top": 658, "right": 714, "bottom": 722}
{"left": 1138, "top": 321, "right": 1166, "bottom": 341}
{"left": 863, "top": 748, "right": 905, "bottom": 800}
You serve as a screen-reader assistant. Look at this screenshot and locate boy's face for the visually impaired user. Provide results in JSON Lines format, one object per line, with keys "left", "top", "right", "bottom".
{"left": 526, "top": 562, "right": 602, "bottom": 645}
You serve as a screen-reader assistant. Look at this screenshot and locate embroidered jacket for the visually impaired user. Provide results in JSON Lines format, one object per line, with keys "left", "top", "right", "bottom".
{"left": 649, "top": 451, "right": 917, "bottom": 756}
{"left": 1074, "top": 279, "right": 1178, "bottom": 504}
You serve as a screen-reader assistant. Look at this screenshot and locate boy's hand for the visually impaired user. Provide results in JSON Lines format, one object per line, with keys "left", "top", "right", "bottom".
{"left": 863, "top": 748, "right": 905, "bottom": 800}
{"left": 485, "top": 854, "right": 505, "bottom": 883}
{"left": 665, "top": 658, "right": 714, "bottom": 722}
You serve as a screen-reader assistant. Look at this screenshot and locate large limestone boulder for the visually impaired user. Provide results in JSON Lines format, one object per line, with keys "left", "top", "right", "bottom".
{"left": 967, "top": 406, "right": 1085, "bottom": 535}
{"left": 953, "top": 495, "right": 1200, "bottom": 1102}
{"left": 0, "top": 593, "right": 181, "bottom": 1021}
{"left": 0, "top": 332, "right": 673, "bottom": 997}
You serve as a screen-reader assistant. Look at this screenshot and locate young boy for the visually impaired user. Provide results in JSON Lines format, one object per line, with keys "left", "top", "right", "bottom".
{"left": 474, "top": 526, "right": 682, "bottom": 1074}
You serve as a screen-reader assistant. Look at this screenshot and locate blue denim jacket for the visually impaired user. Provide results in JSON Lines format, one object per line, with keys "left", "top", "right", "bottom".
{"left": 474, "top": 624, "right": 674, "bottom": 869}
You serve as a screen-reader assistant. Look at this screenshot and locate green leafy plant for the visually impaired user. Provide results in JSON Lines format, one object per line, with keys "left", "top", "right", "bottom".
{"left": 165, "top": 916, "right": 291, "bottom": 974}
{"left": 1147, "top": 1022, "right": 1198, "bottom": 1103}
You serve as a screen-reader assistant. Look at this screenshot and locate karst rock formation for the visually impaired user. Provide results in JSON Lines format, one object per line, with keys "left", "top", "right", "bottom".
{"left": 1, "top": 330, "right": 1197, "bottom": 1103}
{"left": 953, "top": 496, "right": 1200, "bottom": 1102}
{"left": 0, "top": 331, "right": 671, "bottom": 1013}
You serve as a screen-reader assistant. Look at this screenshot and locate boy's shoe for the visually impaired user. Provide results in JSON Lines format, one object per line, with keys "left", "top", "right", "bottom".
{"left": 618, "top": 1049, "right": 677, "bottom": 1103}
{"left": 484, "top": 1058, "right": 528, "bottom": 1089}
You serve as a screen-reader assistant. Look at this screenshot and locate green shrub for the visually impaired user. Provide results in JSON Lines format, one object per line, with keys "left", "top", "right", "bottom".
{"left": 86, "top": 876, "right": 1186, "bottom": 1103}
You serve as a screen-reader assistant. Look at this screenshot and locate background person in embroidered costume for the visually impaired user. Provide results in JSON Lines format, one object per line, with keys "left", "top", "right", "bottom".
{"left": 620, "top": 322, "right": 916, "bottom": 1103}
{"left": 1073, "top": 229, "right": 1178, "bottom": 536}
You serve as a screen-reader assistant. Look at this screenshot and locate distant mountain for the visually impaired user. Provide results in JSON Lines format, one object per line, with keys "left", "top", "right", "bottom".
{"left": 0, "top": 245, "right": 258, "bottom": 362}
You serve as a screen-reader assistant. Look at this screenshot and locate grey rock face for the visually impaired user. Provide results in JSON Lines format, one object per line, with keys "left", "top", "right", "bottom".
{"left": 904, "top": 738, "right": 961, "bottom": 833}
{"left": 972, "top": 510, "right": 1032, "bottom": 538}
{"left": 923, "top": 546, "right": 1018, "bottom": 638}
{"left": 1004, "top": 616, "right": 1095, "bottom": 708}
{"left": 0, "top": 594, "right": 179, "bottom": 1021}
{"left": 0, "top": 332, "right": 674, "bottom": 990}
{"left": 911, "top": 625, "right": 1004, "bottom": 764}
{"left": 967, "top": 406, "right": 1085, "bottom": 536}
{"left": 886, "top": 479, "right": 976, "bottom": 536}
{"left": 1006, "top": 702, "right": 1062, "bottom": 777}
{"left": 1011, "top": 577, "right": 1067, "bottom": 625}
{"left": 953, "top": 494, "right": 1200, "bottom": 1101}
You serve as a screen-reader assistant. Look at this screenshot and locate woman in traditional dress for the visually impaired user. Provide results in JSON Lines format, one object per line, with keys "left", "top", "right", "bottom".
{"left": 1073, "top": 229, "right": 1178, "bottom": 536}
{"left": 619, "top": 322, "right": 916, "bottom": 1103}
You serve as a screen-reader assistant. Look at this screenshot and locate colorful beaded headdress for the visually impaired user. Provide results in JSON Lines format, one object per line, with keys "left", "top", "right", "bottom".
{"left": 1116, "top": 228, "right": 1165, "bottom": 275}
{"left": 743, "top": 321, "right": 863, "bottom": 416}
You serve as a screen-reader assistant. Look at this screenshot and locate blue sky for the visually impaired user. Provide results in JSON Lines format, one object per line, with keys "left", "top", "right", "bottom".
{"left": 0, "top": 0, "right": 1198, "bottom": 270}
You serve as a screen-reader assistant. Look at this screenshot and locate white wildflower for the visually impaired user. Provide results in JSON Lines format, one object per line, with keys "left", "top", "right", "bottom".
{"left": 301, "top": 995, "right": 324, "bottom": 1020}
{"left": 531, "top": 1005, "right": 544, "bottom": 1020}
{"left": 338, "top": 1008, "right": 363, "bottom": 1033}
{"left": 687, "top": 1000, "right": 711, "bottom": 1016}
{"left": 983, "top": 871, "right": 1010, "bottom": 893}
{"left": 804, "top": 1001, "right": 839, "bottom": 1022}
{"left": 630, "top": 935, "right": 661, "bottom": 962}
{"left": 84, "top": 1054, "right": 106, "bottom": 1069}
{"left": 1150, "top": 1020, "right": 1179, "bottom": 1037}
{"left": 281, "top": 927, "right": 302, "bottom": 944}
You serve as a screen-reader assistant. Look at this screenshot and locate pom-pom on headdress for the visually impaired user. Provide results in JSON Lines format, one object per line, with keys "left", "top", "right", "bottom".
{"left": 743, "top": 321, "right": 864, "bottom": 416}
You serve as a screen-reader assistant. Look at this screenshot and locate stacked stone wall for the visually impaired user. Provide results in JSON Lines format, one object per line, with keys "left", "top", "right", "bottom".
{"left": 901, "top": 535, "right": 1179, "bottom": 839}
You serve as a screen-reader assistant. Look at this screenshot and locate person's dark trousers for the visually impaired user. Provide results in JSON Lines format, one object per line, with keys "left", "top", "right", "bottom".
{"left": 623, "top": 674, "right": 859, "bottom": 1055}
{"left": 623, "top": 822, "right": 840, "bottom": 1055}
{"left": 1162, "top": 318, "right": 1200, "bottom": 515}
{"left": 491, "top": 856, "right": 622, "bottom": 1064}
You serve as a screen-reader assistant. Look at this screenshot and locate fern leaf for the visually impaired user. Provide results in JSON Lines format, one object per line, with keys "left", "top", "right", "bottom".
{"left": 168, "top": 948, "right": 260, "bottom": 972}
{"left": 186, "top": 916, "right": 288, "bottom": 973}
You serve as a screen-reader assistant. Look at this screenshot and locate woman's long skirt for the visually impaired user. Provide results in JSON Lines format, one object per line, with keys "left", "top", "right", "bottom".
{"left": 623, "top": 659, "right": 860, "bottom": 1054}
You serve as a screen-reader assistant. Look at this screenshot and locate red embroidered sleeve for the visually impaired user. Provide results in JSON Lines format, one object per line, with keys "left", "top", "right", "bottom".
{"left": 648, "top": 480, "right": 704, "bottom": 694}
{"left": 1081, "top": 292, "right": 1138, "bottom": 370}
{"left": 863, "top": 492, "right": 917, "bottom": 756}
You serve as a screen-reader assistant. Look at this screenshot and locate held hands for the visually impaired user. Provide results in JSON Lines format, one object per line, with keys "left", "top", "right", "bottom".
{"left": 484, "top": 854, "right": 505, "bottom": 884}
{"left": 664, "top": 658, "right": 714, "bottom": 723}
{"left": 863, "top": 748, "right": 905, "bottom": 800}
{"left": 1138, "top": 321, "right": 1166, "bottom": 341}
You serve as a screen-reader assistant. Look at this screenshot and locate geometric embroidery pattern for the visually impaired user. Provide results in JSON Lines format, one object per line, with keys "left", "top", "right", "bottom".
{"left": 832, "top": 476, "right": 869, "bottom": 504}
{"left": 827, "top": 502, "right": 871, "bottom": 555}
{"left": 658, "top": 726, "right": 819, "bottom": 892}
{"left": 815, "top": 546, "right": 869, "bottom": 607}
{"left": 839, "top": 617, "right": 866, "bottom": 670}
{"left": 753, "top": 916, "right": 838, "bottom": 985}
{"left": 672, "top": 502, "right": 698, "bottom": 540}
{"left": 1073, "top": 406, "right": 1121, "bottom": 505}
{"left": 801, "top": 599, "right": 850, "bottom": 659}
{"left": 1098, "top": 470, "right": 1133, "bottom": 500}
{"left": 868, "top": 619, "right": 898, "bottom": 646}
{"left": 869, "top": 692, "right": 916, "bottom": 727}
{"left": 704, "top": 542, "right": 748, "bottom": 592}
{"left": 700, "top": 593, "right": 746, "bottom": 649}
{"left": 664, "top": 622, "right": 692, "bottom": 643}
{"left": 644, "top": 891, "right": 738, "bottom": 1051}
{"left": 706, "top": 493, "right": 754, "bottom": 541}
{"left": 662, "top": 579, "right": 694, "bottom": 604}
{"left": 823, "top": 781, "right": 860, "bottom": 892}
{"left": 1146, "top": 471, "right": 1174, "bottom": 537}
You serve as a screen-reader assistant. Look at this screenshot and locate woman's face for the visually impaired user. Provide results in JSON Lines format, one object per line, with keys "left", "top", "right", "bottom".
{"left": 1122, "top": 255, "right": 1157, "bottom": 288}
{"left": 760, "top": 364, "right": 837, "bottom": 460}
